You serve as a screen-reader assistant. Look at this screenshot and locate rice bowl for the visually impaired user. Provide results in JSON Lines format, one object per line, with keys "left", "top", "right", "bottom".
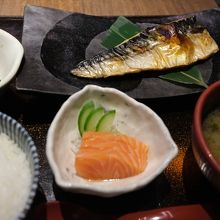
{"left": 0, "top": 112, "right": 39, "bottom": 219}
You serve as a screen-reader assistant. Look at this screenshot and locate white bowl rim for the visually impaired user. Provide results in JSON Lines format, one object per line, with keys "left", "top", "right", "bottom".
{"left": 0, "top": 29, "right": 24, "bottom": 88}
{"left": 46, "top": 85, "right": 178, "bottom": 197}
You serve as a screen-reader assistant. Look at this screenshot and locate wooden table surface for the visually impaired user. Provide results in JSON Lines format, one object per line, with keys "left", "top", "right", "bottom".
{"left": 0, "top": 0, "right": 218, "bottom": 16}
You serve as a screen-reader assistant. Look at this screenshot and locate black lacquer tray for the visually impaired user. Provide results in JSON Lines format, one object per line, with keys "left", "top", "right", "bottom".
{"left": 1, "top": 5, "right": 220, "bottom": 220}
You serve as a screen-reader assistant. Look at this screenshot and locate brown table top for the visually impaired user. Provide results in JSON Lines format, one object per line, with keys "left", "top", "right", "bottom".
{"left": 0, "top": 0, "right": 218, "bottom": 16}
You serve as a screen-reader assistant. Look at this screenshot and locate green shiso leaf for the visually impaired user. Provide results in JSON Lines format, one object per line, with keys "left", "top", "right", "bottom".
{"left": 101, "top": 16, "right": 141, "bottom": 49}
{"left": 159, "top": 66, "right": 208, "bottom": 88}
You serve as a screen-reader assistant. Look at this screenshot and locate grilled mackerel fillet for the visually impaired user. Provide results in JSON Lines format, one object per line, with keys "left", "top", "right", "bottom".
{"left": 71, "top": 17, "right": 219, "bottom": 78}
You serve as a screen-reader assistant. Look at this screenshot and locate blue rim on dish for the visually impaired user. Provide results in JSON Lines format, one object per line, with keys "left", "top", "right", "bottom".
{"left": 0, "top": 112, "right": 39, "bottom": 219}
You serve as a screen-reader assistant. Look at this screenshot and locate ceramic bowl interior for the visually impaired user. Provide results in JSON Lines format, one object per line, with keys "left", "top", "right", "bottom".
{"left": 46, "top": 85, "right": 178, "bottom": 197}
{"left": 0, "top": 112, "right": 39, "bottom": 219}
{"left": 192, "top": 80, "right": 220, "bottom": 190}
{"left": 0, "top": 29, "right": 24, "bottom": 89}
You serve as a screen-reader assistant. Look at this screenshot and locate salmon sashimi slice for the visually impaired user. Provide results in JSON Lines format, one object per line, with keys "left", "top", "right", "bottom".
{"left": 75, "top": 131, "right": 148, "bottom": 180}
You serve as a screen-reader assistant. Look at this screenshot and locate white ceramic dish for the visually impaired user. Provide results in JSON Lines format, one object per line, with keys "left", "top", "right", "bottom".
{"left": 0, "top": 29, "right": 24, "bottom": 89}
{"left": 46, "top": 85, "right": 178, "bottom": 197}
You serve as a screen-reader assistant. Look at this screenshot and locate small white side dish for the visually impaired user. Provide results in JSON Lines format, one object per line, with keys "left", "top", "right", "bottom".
{"left": 0, "top": 29, "right": 24, "bottom": 89}
{"left": 46, "top": 85, "right": 178, "bottom": 197}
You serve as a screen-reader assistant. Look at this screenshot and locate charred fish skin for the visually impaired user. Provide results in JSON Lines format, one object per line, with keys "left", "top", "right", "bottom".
{"left": 71, "top": 17, "right": 219, "bottom": 78}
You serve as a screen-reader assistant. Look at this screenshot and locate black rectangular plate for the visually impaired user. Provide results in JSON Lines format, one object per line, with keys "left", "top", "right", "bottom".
{"left": 16, "top": 5, "right": 220, "bottom": 99}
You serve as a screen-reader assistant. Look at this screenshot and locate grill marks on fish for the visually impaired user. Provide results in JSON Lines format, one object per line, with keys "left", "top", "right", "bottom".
{"left": 71, "top": 17, "right": 219, "bottom": 78}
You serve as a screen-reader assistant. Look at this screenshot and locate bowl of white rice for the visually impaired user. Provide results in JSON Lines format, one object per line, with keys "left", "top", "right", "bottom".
{"left": 0, "top": 112, "right": 39, "bottom": 220}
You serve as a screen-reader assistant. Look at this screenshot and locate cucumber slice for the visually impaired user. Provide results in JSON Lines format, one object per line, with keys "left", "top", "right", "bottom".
{"left": 78, "top": 100, "right": 95, "bottom": 136}
{"left": 84, "top": 107, "right": 105, "bottom": 132}
{"left": 96, "top": 110, "right": 116, "bottom": 132}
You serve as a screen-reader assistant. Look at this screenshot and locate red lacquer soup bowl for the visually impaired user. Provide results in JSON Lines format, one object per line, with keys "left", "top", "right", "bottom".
{"left": 192, "top": 80, "right": 220, "bottom": 191}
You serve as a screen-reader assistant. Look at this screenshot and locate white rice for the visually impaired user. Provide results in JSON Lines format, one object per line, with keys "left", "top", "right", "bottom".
{"left": 0, "top": 133, "right": 31, "bottom": 220}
